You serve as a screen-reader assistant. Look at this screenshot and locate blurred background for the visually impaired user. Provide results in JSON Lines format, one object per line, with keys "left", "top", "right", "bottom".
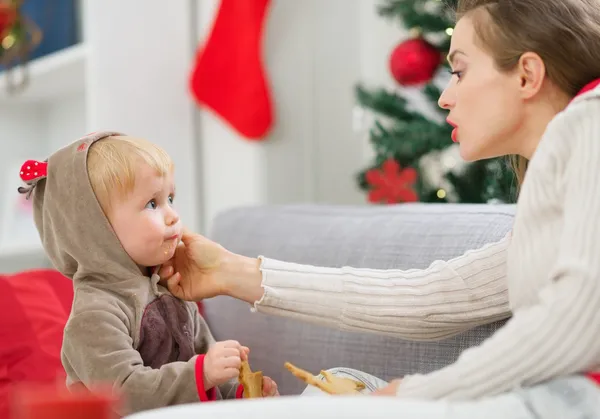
{"left": 0, "top": 0, "right": 516, "bottom": 274}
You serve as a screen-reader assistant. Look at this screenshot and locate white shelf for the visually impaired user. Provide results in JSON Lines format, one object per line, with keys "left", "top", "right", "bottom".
{"left": 0, "top": 43, "right": 87, "bottom": 104}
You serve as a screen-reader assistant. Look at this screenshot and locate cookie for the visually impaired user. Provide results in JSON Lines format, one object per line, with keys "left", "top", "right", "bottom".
{"left": 239, "top": 361, "right": 263, "bottom": 398}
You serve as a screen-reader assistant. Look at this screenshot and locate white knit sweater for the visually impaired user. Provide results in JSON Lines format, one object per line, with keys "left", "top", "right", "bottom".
{"left": 254, "top": 85, "right": 600, "bottom": 400}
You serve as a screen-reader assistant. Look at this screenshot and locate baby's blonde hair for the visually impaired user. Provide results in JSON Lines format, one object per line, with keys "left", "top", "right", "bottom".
{"left": 87, "top": 136, "right": 173, "bottom": 212}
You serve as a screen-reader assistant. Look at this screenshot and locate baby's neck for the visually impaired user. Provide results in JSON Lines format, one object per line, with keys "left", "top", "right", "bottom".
{"left": 138, "top": 265, "right": 152, "bottom": 277}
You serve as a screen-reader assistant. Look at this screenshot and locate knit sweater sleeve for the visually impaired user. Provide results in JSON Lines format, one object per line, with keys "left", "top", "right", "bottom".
{"left": 253, "top": 232, "right": 511, "bottom": 341}
{"left": 394, "top": 99, "right": 600, "bottom": 400}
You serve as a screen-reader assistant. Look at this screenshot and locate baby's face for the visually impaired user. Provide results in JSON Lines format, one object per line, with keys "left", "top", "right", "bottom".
{"left": 107, "top": 162, "right": 182, "bottom": 269}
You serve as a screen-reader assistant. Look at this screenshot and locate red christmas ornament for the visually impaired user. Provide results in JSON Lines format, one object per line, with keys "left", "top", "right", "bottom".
{"left": 389, "top": 37, "right": 442, "bottom": 86}
{"left": 366, "top": 158, "right": 418, "bottom": 204}
{"left": 0, "top": 3, "right": 15, "bottom": 36}
{"left": 20, "top": 160, "right": 47, "bottom": 182}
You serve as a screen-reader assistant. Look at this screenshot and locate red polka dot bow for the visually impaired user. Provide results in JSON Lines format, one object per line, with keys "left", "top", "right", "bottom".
{"left": 20, "top": 160, "right": 48, "bottom": 182}
{"left": 18, "top": 159, "right": 48, "bottom": 199}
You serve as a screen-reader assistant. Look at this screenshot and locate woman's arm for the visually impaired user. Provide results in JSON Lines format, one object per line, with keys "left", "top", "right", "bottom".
{"left": 250, "top": 233, "right": 511, "bottom": 341}
{"left": 162, "top": 223, "right": 511, "bottom": 341}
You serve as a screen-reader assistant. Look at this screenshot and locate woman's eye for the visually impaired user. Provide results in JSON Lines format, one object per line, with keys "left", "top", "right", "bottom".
{"left": 451, "top": 70, "right": 463, "bottom": 80}
{"left": 145, "top": 199, "right": 157, "bottom": 210}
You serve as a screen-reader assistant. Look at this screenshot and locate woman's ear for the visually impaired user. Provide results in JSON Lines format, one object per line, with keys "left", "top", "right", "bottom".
{"left": 517, "top": 52, "right": 546, "bottom": 99}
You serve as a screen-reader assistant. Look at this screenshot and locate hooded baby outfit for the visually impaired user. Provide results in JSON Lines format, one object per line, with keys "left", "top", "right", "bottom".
{"left": 20, "top": 132, "right": 242, "bottom": 415}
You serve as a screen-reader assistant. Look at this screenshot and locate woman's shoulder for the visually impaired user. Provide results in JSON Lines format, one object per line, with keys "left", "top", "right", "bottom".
{"left": 529, "top": 88, "right": 600, "bottom": 180}
{"left": 543, "top": 88, "right": 600, "bottom": 149}
{"left": 556, "top": 86, "right": 600, "bottom": 127}
{"left": 570, "top": 83, "right": 600, "bottom": 107}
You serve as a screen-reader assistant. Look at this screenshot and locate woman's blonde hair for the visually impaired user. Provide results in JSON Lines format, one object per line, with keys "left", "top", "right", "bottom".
{"left": 87, "top": 136, "right": 173, "bottom": 212}
{"left": 454, "top": 0, "right": 600, "bottom": 185}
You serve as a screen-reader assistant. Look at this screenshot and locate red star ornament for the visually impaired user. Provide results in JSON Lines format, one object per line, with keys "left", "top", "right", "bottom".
{"left": 365, "top": 158, "right": 418, "bottom": 204}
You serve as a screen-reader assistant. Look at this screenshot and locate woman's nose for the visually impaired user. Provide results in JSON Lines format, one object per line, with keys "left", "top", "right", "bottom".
{"left": 438, "top": 85, "right": 455, "bottom": 110}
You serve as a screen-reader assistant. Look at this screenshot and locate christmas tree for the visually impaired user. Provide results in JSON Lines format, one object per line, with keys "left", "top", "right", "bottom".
{"left": 356, "top": 0, "right": 517, "bottom": 204}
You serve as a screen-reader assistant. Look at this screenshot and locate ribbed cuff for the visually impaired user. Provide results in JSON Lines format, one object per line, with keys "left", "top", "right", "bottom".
{"left": 236, "top": 384, "right": 244, "bottom": 398}
{"left": 195, "top": 355, "right": 216, "bottom": 402}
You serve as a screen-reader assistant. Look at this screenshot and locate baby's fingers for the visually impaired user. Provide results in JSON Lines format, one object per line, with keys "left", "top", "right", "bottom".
{"left": 262, "top": 377, "right": 279, "bottom": 397}
{"left": 221, "top": 347, "right": 242, "bottom": 359}
{"left": 222, "top": 367, "right": 240, "bottom": 381}
{"left": 220, "top": 355, "right": 242, "bottom": 370}
{"left": 241, "top": 346, "right": 250, "bottom": 361}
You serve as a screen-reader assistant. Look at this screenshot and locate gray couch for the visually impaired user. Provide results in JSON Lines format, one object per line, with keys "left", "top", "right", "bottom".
{"left": 203, "top": 203, "right": 515, "bottom": 396}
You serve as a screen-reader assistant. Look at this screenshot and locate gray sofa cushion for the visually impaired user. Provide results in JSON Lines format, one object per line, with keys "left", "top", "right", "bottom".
{"left": 204, "top": 203, "right": 516, "bottom": 395}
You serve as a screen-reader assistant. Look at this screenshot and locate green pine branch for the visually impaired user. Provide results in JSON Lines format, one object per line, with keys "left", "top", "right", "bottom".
{"left": 369, "top": 118, "right": 452, "bottom": 166}
{"left": 355, "top": 84, "right": 415, "bottom": 122}
{"left": 356, "top": 83, "right": 451, "bottom": 126}
{"left": 377, "top": 0, "right": 457, "bottom": 35}
{"left": 444, "top": 162, "right": 488, "bottom": 203}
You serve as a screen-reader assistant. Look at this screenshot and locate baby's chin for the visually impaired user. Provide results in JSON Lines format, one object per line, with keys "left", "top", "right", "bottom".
{"left": 153, "top": 249, "right": 176, "bottom": 267}
{"left": 131, "top": 239, "right": 180, "bottom": 271}
{"left": 134, "top": 251, "right": 176, "bottom": 273}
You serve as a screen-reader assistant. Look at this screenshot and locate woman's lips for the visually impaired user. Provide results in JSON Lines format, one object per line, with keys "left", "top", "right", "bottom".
{"left": 447, "top": 119, "right": 458, "bottom": 143}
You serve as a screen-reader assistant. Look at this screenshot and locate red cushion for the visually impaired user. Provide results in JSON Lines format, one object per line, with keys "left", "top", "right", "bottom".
{"left": 0, "top": 270, "right": 204, "bottom": 417}
{"left": 0, "top": 270, "right": 73, "bottom": 418}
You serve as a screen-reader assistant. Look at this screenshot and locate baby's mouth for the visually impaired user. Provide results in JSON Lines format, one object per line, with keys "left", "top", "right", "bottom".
{"left": 163, "top": 236, "right": 179, "bottom": 255}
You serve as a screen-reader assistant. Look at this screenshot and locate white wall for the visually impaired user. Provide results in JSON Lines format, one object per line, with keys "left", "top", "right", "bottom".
{"left": 84, "top": 0, "right": 202, "bottom": 232}
{"left": 0, "top": 104, "right": 45, "bottom": 234}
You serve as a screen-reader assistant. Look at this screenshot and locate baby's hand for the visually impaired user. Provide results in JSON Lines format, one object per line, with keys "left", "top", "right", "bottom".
{"left": 262, "top": 376, "right": 279, "bottom": 397}
{"left": 203, "top": 340, "right": 249, "bottom": 390}
{"left": 371, "top": 379, "right": 401, "bottom": 396}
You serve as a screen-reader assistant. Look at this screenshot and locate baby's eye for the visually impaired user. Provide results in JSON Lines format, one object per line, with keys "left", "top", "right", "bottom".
{"left": 145, "top": 199, "right": 158, "bottom": 210}
{"left": 168, "top": 195, "right": 174, "bottom": 205}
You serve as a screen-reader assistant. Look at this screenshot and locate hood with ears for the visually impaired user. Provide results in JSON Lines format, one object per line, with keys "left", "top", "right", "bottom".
{"left": 23, "top": 131, "right": 155, "bottom": 290}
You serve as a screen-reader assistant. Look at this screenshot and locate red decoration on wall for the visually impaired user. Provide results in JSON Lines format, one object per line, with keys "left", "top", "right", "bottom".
{"left": 189, "top": 0, "right": 274, "bottom": 140}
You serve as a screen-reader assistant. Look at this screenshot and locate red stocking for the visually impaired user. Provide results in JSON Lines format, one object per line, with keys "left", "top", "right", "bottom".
{"left": 189, "top": 0, "right": 274, "bottom": 140}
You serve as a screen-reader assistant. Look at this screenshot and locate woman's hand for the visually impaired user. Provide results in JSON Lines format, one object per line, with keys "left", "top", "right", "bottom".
{"left": 159, "top": 229, "right": 262, "bottom": 302}
{"left": 370, "top": 379, "right": 401, "bottom": 396}
{"left": 159, "top": 229, "right": 228, "bottom": 300}
{"left": 203, "top": 340, "right": 249, "bottom": 390}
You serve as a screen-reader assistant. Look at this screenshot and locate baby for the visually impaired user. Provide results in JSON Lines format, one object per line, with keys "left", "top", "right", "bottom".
{"left": 18, "top": 132, "right": 278, "bottom": 415}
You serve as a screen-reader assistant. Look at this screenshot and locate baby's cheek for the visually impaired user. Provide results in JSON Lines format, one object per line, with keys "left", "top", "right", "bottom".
{"left": 147, "top": 228, "right": 167, "bottom": 251}
{"left": 143, "top": 213, "right": 166, "bottom": 237}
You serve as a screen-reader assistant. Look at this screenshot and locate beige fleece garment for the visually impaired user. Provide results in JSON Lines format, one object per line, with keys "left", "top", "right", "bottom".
{"left": 30, "top": 132, "right": 238, "bottom": 415}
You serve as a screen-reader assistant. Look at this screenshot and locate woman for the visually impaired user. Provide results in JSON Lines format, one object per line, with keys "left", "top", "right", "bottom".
{"left": 160, "top": 0, "right": 600, "bottom": 416}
